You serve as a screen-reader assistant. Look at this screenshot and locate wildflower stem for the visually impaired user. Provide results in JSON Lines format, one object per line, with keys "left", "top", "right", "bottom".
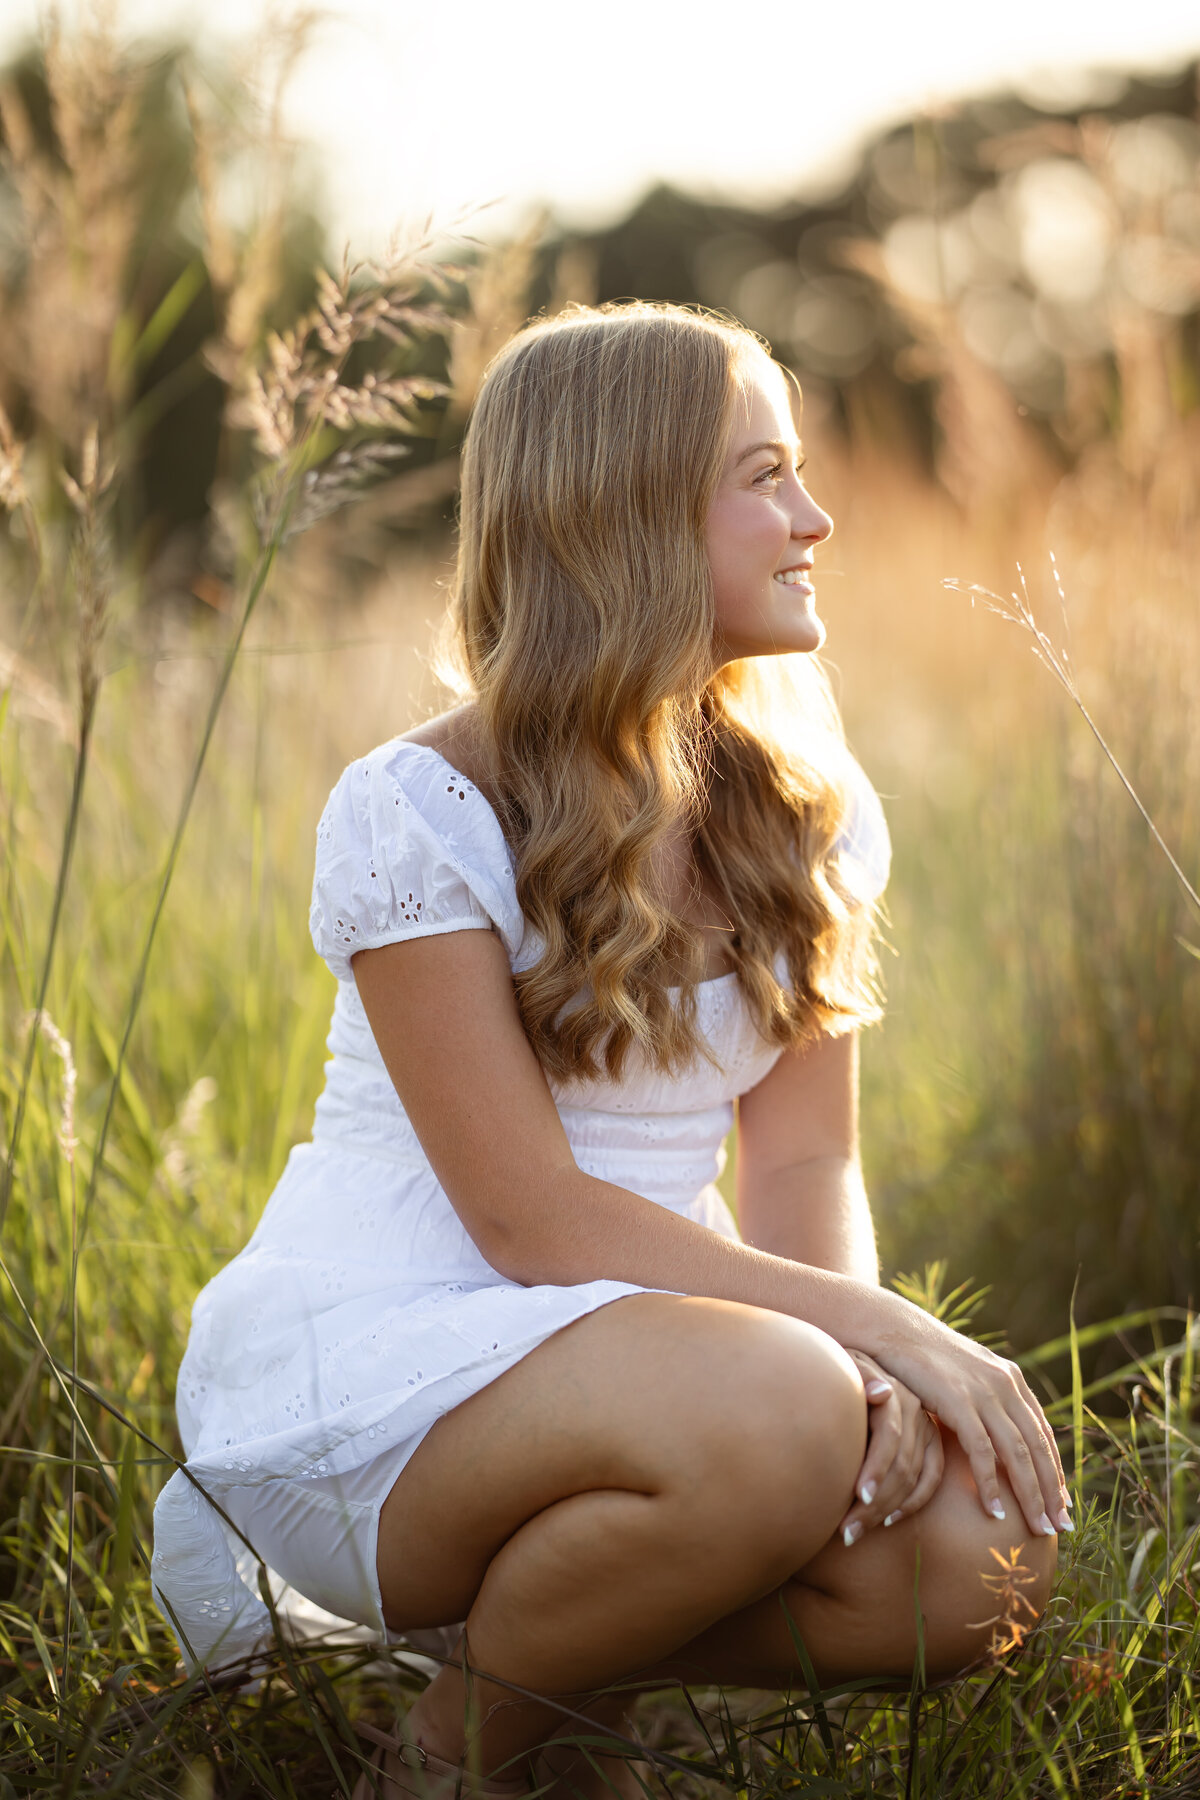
{"left": 76, "top": 516, "right": 287, "bottom": 1253}
{"left": 1, "top": 698, "right": 97, "bottom": 1234}
{"left": 945, "top": 574, "right": 1200, "bottom": 919}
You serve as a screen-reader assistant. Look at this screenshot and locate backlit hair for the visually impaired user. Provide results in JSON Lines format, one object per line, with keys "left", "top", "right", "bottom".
{"left": 448, "top": 301, "right": 880, "bottom": 1081}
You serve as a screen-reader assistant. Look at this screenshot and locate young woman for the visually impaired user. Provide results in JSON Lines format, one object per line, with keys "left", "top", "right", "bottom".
{"left": 151, "top": 303, "right": 1067, "bottom": 1798}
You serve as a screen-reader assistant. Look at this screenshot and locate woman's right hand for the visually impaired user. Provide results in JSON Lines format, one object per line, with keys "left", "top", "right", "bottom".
{"left": 869, "top": 1305, "right": 1071, "bottom": 1539}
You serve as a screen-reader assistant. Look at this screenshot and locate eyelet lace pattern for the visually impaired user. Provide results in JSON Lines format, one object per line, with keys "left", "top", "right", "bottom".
{"left": 152, "top": 738, "right": 890, "bottom": 1674}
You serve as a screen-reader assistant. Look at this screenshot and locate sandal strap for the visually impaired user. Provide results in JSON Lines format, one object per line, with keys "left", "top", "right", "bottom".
{"left": 354, "top": 1723, "right": 528, "bottom": 1797}
{"left": 358, "top": 1722, "right": 422, "bottom": 1760}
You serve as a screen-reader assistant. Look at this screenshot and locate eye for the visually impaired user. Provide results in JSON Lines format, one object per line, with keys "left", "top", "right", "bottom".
{"left": 754, "top": 456, "right": 807, "bottom": 489}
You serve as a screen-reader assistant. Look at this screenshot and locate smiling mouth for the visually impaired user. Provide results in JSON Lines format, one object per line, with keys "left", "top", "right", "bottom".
{"left": 773, "top": 568, "right": 813, "bottom": 586}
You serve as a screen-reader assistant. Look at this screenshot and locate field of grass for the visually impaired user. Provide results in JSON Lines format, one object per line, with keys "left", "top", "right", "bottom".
{"left": 2, "top": 443, "right": 1197, "bottom": 1794}
{"left": 2, "top": 15, "right": 1199, "bottom": 1796}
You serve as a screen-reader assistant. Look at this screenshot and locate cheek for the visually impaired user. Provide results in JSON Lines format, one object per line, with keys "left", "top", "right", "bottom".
{"left": 708, "top": 501, "right": 785, "bottom": 591}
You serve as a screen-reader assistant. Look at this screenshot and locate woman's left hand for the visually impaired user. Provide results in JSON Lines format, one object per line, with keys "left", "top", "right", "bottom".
{"left": 839, "top": 1351, "right": 944, "bottom": 1546}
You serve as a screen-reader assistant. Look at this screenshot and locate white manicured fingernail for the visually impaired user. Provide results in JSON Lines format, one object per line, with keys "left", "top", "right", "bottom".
{"left": 883, "top": 1510, "right": 903, "bottom": 1527}
{"left": 859, "top": 1478, "right": 877, "bottom": 1505}
{"left": 1038, "top": 1512, "right": 1056, "bottom": 1537}
{"left": 843, "top": 1520, "right": 863, "bottom": 1547}
{"left": 865, "top": 1380, "right": 892, "bottom": 1399}
{"left": 989, "top": 1500, "right": 1006, "bottom": 1521}
{"left": 1056, "top": 1511, "right": 1073, "bottom": 1533}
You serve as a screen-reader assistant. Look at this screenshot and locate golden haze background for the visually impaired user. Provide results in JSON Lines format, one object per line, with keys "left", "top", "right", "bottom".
{"left": 0, "top": 16, "right": 1197, "bottom": 1793}
{"left": 1, "top": 19, "right": 1196, "bottom": 1369}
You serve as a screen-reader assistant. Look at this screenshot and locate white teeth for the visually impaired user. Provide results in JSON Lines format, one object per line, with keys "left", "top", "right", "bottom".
{"left": 773, "top": 569, "right": 810, "bottom": 585}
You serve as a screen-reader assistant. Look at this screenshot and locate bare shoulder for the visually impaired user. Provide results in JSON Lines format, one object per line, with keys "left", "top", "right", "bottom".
{"left": 399, "top": 704, "right": 497, "bottom": 801}
{"left": 398, "top": 702, "right": 477, "bottom": 761}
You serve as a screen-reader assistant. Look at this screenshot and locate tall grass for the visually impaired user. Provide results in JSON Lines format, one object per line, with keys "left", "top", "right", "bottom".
{"left": 2, "top": 13, "right": 1199, "bottom": 1796}
{"left": 828, "top": 475, "right": 1200, "bottom": 1359}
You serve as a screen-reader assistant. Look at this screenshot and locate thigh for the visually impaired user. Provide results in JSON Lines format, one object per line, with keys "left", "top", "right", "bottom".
{"left": 375, "top": 1291, "right": 864, "bottom": 1630}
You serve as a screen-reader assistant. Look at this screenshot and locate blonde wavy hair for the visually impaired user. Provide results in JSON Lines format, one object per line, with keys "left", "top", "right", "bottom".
{"left": 448, "top": 301, "right": 881, "bottom": 1081}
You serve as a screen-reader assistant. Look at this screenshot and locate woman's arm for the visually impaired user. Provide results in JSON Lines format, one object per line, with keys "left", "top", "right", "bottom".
{"left": 735, "top": 1032, "right": 879, "bottom": 1285}
{"left": 354, "top": 930, "right": 873, "bottom": 1320}
{"left": 352, "top": 928, "right": 1068, "bottom": 1537}
{"left": 738, "top": 1030, "right": 947, "bottom": 1540}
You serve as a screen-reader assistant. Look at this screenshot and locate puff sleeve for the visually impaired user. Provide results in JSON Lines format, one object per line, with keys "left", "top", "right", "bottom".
{"left": 309, "top": 744, "right": 499, "bottom": 983}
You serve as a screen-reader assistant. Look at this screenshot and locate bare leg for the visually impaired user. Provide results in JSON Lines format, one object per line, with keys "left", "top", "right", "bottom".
{"left": 531, "top": 1691, "right": 647, "bottom": 1800}
{"left": 372, "top": 1298, "right": 1057, "bottom": 1783}
{"left": 638, "top": 1429, "right": 1059, "bottom": 1689}
{"left": 523, "top": 1437, "right": 1058, "bottom": 1798}
{"left": 375, "top": 1294, "right": 867, "bottom": 1779}
{"left": 503, "top": 1438, "right": 1057, "bottom": 1798}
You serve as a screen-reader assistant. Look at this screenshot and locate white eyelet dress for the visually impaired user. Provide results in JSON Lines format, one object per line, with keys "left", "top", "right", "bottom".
{"left": 151, "top": 739, "right": 890, "bottom": 1673}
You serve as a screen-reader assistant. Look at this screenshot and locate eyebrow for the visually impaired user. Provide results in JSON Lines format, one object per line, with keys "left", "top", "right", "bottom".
{"left": 734, "top": 437, "right": 802, "bottom": 466}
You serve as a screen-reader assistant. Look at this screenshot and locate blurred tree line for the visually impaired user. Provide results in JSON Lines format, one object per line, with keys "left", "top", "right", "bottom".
{"left": 1, "top": 25, "right": 1197, "bottom": 602}
{"left": 0, "top": 16, "right": 453, "bottom": 630}
{"left": 547, "top": 62, "right": 1200, "bottom": 536}
{"left": 1, "top": 18, "right": 1196, "bottom": 1358}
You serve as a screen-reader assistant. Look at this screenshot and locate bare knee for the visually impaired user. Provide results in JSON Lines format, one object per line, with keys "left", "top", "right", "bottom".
{"left": 910, "top": 1436, "right": 1059, "bottom": 1680}
{"left": 794, "top": 1429, "right": 1059, "bottom": 1685}
{"left": 666, "top": 1304, "right": 867, "bottom": 1563}
{"left": 376, "top": 1294, "right": 866, "bottom": 1633}
{"left": 673, "top": 1304, "right": 864, "bottom": 1460}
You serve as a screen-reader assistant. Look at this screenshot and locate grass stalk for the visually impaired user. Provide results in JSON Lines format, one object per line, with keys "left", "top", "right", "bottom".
{"left": 75, "top": 515, "right": 287, "bottom": 1255}
{"left": 944, "top": 564, "right": 1200, "bottom": 920}
{"left": 0, "top": 695, "right": 97, "bottom": 1234}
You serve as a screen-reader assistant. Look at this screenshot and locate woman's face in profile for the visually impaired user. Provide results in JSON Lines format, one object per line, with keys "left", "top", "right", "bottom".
{"left": 704, "top": 354, "right": 834, "bottom": 664}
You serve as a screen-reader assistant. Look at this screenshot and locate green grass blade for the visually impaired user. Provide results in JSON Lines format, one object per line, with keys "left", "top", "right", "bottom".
{"left": 777, "top": 1588, "right": 837, "bottom": 1763}
{"left": 107, "top": 1434, "right": 138, "bottom": 1652}
{"left": 1070, "top": 1276, "right": 1084, "bottom": 1506}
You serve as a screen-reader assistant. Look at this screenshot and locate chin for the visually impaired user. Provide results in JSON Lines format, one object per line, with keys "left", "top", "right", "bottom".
{"left": 716, "top": 611, "right": 827, "bottom": 663}
{"left": 772, "top": 600, "right": 826, "bottom": 657}
{"left": 774, "top": 616, "right": 826, "bottom": 657}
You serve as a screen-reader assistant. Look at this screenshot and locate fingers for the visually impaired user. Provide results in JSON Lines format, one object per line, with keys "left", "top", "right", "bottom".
{"left": 913, "top": 1395, "right": 1066, "bottom": 1544}
{"left": 1010, "top": 1366, "right": 1072, "bottom": 1526}
{"left": 939, "top": 1410, "right": 1009, "bottom": 1529}
{"left": 859, "top": 1325, "right": 1071, "bottom": 1542}
{"left": 949, "top": 1385, "right": 1064, "bottom": 1539}
{"left": 848, "top": 1350, "right": 895, "bottom": 1407}
{"left": 993, "top": 1397, "right": 1072, "bottom": 1537}
{"left": 979, "top": 1359, "right": 1070, "bottom": 1536}
{"left": 839, "top": 1391, "right": 933, "bottom": 1545}
{"left": 881, "top": 1420, "right": 944, "bottom": 1526}
{"left": 843, "top": 1396, "right": 903, "bottom": 1538}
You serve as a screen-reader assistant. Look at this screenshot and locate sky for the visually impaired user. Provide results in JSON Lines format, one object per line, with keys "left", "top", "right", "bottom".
{"left": 2, "top": 0, "right": 1199, "bottom": 247}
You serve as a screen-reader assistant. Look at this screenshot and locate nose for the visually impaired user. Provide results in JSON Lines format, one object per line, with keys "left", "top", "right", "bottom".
{"left": 792, "top": 484, "right": 834, "bottom": 545}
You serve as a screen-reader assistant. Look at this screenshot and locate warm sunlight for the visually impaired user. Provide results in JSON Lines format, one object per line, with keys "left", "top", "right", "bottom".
{"left": 3, "top": 0, "right": 1199, "bottom": 238}
{"left": 2, "top": 2, "right": 1198, "bottom": 1791}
